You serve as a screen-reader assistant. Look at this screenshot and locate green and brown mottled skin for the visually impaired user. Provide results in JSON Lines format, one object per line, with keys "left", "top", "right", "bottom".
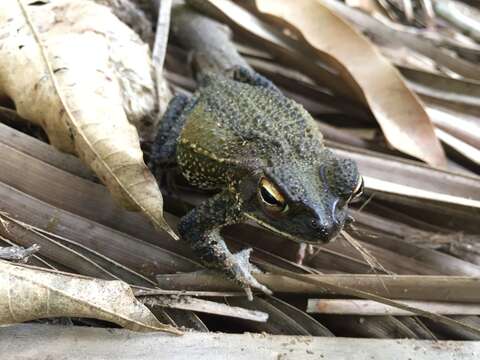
{"left": 150, "top": 67, "right": 362, "bottom": 298}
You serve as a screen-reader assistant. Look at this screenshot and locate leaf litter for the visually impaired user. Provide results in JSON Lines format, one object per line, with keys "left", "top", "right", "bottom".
{"left": 0, "top": 0, "right": 479, "bottom": 342}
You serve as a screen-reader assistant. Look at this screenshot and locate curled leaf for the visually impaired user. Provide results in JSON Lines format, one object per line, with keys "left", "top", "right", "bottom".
{"left": 0, "top": 261, "right": 181, "bottom": 334}
{"left": 0, "top": 0, "right": 177, "bottom": 239}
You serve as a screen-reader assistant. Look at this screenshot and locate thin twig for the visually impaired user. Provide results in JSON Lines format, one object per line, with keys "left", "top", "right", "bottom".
{"left": 152, "top": 0, "right": 173, "bottom": 117}
{"left": 152, "top": 0, "right": 172, "bottom": 72}
{"left": 134, "top": 288, "right": 243, "bottom": 297}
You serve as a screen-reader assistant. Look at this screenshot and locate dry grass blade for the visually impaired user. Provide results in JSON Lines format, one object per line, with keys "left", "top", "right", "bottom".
{"left": 0, "top": 0, "right": 177, "bottom": 239}
{"left": 141, "top": 296, "right": 268, "bottom": 322}
{"left": 341, "top": 230, "right": 393, "bottom": 275}
{"left": 153, "top": 0, "right": 172, "bottom": 71}
{"left": 350, "top": 210, "right": 480, "bottom": 270}
{"left": 134, "top": 288, "right": 242, "bottom": 297}
{"left": 307, "top": 299, "right": 480, "bottom": 316}
{"left": 0, "top": 261, "right": 181, "bottom": 334}
{"left": 254, "top": 0, "right": 446, "bottom": 167}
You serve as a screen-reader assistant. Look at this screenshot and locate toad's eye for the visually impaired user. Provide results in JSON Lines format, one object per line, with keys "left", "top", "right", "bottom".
{"left": 349, "top": 176, "right": 364, "bottom": 203}
{"left": 258, "top": 177, "right": 288, "bottom": 214}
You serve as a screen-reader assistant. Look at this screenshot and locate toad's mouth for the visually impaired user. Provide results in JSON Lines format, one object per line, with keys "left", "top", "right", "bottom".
{"left": 244, "top": 213, "right": 342, "bottom": 244}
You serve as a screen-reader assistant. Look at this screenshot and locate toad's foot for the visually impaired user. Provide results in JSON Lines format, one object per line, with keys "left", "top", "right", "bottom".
{"left": 229, "top": 248, "right": 272, "bottom": 300}
{"left": 296, "top": 243, "right": 315, "bottom": 265}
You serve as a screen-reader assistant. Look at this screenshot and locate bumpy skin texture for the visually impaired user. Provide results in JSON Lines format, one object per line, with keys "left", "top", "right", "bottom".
{"left": 150, "top": 68, "right": 361, "bottom": 298}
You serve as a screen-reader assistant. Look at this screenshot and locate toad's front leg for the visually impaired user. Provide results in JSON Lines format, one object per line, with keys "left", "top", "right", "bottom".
{"left": 178, "top": 189, "right": 272, "bottom": 300}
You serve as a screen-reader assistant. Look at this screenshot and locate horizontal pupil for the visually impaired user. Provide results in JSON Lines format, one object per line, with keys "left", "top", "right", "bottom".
{"left": 261, "top": 186, "right": 281, "bottom": 206}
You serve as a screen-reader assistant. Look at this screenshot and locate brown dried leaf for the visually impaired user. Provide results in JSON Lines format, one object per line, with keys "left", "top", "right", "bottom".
{"left": 0, "top": 0, "right": 177, "bottom": 239}
{"left": 0, "top": 261, "right": 181, "bottom": 333}
{"left": 254, "top": 0, "right": 447, "bottom": 168}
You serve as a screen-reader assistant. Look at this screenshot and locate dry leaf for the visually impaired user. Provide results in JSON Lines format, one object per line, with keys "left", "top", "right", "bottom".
{"left": 0, "top": 0, "right": 177, "bottom": 239}
{"left": 254, "top": 0, "right": 447, "bottom": 168}
{"left": 0, "top": 261, "right": 181, "bottom": 334}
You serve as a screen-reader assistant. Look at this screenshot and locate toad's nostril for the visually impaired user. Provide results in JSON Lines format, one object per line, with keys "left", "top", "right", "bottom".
{"left": 314, "top": 221, "right": 340, "bottom": 243}
{"left": 310, "top": 219, "right": 320, "bottom": 229}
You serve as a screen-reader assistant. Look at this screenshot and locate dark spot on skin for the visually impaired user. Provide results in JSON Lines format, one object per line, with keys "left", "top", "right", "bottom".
{"left": 65, "top": 122, "right": 74, "bottom": 143}
{"left": 53, "top": 67, "right": 68, "bottom": 74}
{"left": 28, "top": 1, "right": 49, "bottom": 6}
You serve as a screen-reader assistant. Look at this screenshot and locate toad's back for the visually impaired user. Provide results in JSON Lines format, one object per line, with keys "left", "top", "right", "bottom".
{"left": 177, "top": 75, "right": 324, "bottom": 189}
